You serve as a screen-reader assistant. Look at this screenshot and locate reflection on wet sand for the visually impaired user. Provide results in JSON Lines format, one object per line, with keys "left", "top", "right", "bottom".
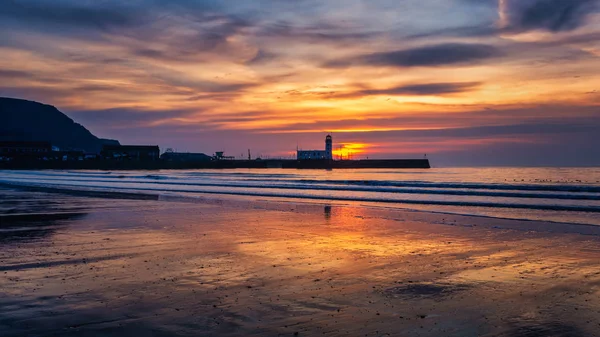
{"left": 324, "top": 205, "right": 332, "bottom": 221}
{"left": 0, "top": 212, "right": 86, "bottom": 244}
{"left": 0, "top": 188, "right": 91, "bottom": 243}
{"left": 2, "top": 188, "right": 600, "bottom": 336}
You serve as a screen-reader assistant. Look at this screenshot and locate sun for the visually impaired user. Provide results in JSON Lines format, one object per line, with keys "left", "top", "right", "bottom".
{"left": 333, "top": 143, "right": 368, "bottom": 160}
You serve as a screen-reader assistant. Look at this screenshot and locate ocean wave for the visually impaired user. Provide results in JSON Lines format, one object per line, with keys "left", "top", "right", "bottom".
{"left": 5, "top": 171, "right": 599, "bottom": 193}
{"left": 292, "top": 179, "right": 600, "bottom": 193}
{"left": 3, "top": 175, "right": 599, "bottom": 201}
{"left": 1, "top": 180, "right": 600, "bottom": 214}
{"left": 182, "top": 171, "right": 301, "bottom": 179}
{"left": 135, "top": 174, "right": 172, "bottom": 180}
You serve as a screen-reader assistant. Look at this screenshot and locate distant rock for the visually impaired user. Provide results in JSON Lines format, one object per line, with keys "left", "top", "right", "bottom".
{"left": 100, "top": 138, "right": 120, "bottom": 146}
{"left": 0, "top": 97, "right": 119, "bottom": 153}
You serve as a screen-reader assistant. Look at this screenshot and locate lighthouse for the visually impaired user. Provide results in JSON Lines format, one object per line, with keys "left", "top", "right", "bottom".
{"left": 325, "top": 135, "right": 333, "bottom": 160}
{"left": 296, "top": 134, "right": 334, "bottom": 160}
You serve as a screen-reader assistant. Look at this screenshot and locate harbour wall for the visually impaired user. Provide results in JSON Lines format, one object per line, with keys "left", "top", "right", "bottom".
{"left": 0, "top": 159, "right": 430, "bottom": 170}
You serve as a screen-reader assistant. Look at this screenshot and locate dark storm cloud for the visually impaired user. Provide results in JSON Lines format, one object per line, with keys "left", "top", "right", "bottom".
{"left": 501, "top": 0, "right": 598, "bottom": 33}
{"left": 325, "top": 43, "right": 502, "bottom": 68}
{"left": 337, "top": 82, "right": 481, "bottom": 98}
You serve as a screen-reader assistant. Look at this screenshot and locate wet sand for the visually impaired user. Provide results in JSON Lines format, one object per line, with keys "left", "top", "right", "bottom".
{"left": 2, "top": 187, "right": 600, "bottom": 336}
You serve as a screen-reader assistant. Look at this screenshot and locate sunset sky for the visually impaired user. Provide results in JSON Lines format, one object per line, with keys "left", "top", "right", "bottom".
{"left": 1, "top": 0, "right": 599, "bottom": 166}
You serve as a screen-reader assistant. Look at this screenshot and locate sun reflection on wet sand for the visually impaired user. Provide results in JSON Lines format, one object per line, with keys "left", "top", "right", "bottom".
{"left": 2, "top": 189, "right": 600, "bottom": 336}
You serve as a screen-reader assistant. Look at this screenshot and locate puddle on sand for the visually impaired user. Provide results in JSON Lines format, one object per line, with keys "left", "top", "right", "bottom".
{"left": 382, "top": 282, "right": 472, "bottom": 299}
{"left": 489, "top": 319, "right": 584, "bottom": 337}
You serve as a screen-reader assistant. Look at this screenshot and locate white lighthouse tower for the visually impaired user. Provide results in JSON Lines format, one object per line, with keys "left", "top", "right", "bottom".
{"left": 296, "top": 134, "right": 334, "bottom": 160}
{"left": 325, "top": 135, "right": 333, "bottom": 160}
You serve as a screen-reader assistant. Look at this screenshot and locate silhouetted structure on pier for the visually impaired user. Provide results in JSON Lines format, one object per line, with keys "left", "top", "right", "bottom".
{"left": 161, "top": 149, "right": 211, "bottom": 162}
{"left": 101, "top": 145, "right": 160, "bottom": 161}
{"left": 0, "top": 141, "right": 52, "bottom": 158}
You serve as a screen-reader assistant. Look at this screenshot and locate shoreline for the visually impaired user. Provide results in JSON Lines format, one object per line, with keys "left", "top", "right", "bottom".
{"left": 2, "top": 180, "right": 600, "bottom": 232}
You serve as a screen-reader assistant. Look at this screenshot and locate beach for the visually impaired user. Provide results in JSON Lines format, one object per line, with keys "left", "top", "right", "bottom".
{"left": 2, "top": 185, "right": 600, "bottom": 336}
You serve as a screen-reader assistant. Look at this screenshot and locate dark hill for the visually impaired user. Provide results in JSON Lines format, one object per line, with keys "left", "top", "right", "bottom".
{"left": 0, "top": 97, "right": 119, "bottom": 152}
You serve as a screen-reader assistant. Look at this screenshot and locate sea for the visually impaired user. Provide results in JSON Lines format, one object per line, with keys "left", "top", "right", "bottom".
{"left": 1, "top": 168, "right": 599, "bottom": 226}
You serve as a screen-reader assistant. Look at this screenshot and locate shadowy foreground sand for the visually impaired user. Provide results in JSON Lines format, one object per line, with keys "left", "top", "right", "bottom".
{"left": 2, "top": 187, "right": 600, "bottom": 336}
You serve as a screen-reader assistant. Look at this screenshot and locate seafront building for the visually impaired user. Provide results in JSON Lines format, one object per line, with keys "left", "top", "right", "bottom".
{"left": 101, "top": 145, "right": 160, "bottom": 161}
{"left": 0, "top": 141, "right": 52, "bottom": 157}
{"left": 297, "top": 135, "right": 333, "bottom": 160}
{"left": 161, "top": 149, "right": 211, "bottom": 162}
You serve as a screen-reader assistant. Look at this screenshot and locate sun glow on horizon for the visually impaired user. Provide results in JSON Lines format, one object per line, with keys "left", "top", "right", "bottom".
{"left": 333, "top": 143, "right": 369, "bottom": 159}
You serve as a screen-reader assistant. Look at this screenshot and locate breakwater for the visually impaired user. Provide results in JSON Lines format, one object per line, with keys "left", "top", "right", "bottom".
{"left": 0, "top": 159, "right": 430, "bottom": 170}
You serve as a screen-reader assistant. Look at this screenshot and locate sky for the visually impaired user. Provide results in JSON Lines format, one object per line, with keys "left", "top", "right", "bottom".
{"left": 1, "top": 0, "right": 599, "bottom": 166}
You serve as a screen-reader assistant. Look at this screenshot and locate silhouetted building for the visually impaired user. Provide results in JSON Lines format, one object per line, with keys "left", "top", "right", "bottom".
{"left": 101, "top": 145, "right": 160, "bottom": 161}
{"left": 213, "top": 151, "right": 235, "bottom": 160}
{"left": 0, "top": 141, "right": 52, "bottom": 160}
{"left": 297, "top": 135, "right": 333, "bottom": 160}
{"left": 55, "top": 150, "right": 85, "bottom": 161}
{"left": 161, "top": 151, "right": 211, "bottom": 162}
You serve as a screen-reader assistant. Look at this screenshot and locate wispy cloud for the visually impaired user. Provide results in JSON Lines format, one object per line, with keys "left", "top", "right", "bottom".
{"left": 335, "top": 82, "right": 482, "bottom": 98}
{"left": 325, "top": 43, "right": 503, "bottom": 68}
{"left": 498, "top": 0, "right": 598, "bottom": 32}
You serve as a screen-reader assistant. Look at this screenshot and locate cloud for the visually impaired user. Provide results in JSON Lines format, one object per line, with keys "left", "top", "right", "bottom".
{"left": 67, "top": 107, "right": 198, "bottom": 128}
{"left": 0, "top": 69, "right": 32, "bottom": 78}
{"left": 0, "top": 87, "right": 68, "bottom": 102}
{"left": 337, "top": 82, "right": 481, "bottom": 98}
{"left": 257, "top": 20, "right": 379, "bottom": 44}
{"left": 125, "top": 12, "right": 253, "bottom": 63}
{"left": 0, "top": 1, "right": 253, "bottom": 64}
{"left": 499, "top": 0, "right": 598, "bottom": 33}
{"left": 246, "top": 49, "right": 279, "bottom": 65}
{"left": 1, "top": 0, "right": 144, "bottom": 31}
{"left": 246, "top": 103, "right": 600, "bottom": 134}
{"left": 403, "top": 25, "right": 497, "bottom": 40}
{"left": 395, "top": 122, "right": 600, "bottom": 138}
{"left": 325, "top": 43, "right": 503, "bottom": 68}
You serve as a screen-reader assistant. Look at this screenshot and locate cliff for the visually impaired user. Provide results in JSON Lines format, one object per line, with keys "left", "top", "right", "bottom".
{"left": 0, "top": 97, "right": 119, "bottom": 152}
